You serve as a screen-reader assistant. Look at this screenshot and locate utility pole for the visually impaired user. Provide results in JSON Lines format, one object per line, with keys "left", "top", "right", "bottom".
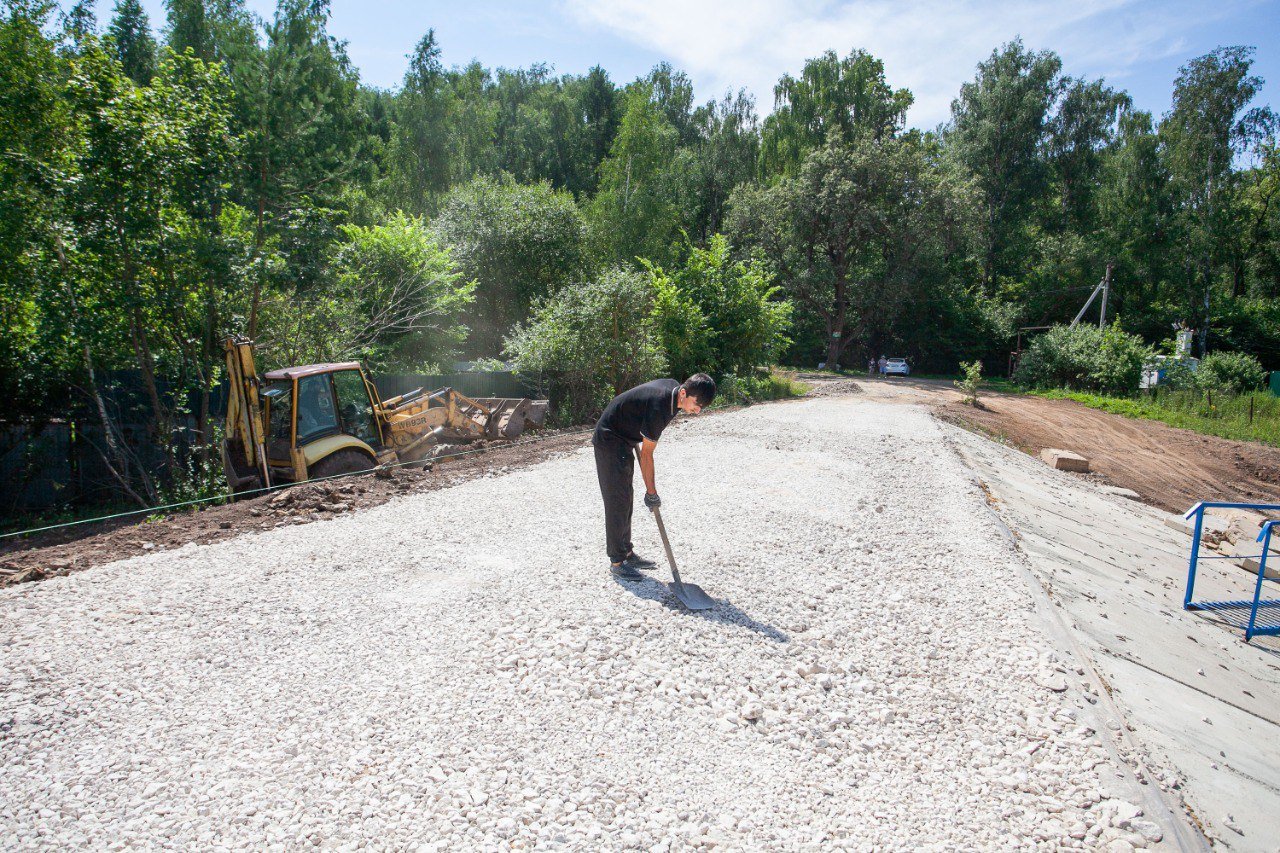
{"left": 1099, "top": 263, "right": 1112, "bottom": 328}
{"left": 1070, "top": 268, "right": 1112, "bottom": 330}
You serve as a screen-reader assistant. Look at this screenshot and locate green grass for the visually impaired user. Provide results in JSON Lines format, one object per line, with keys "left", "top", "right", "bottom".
{"left": 712, "top": 367, "right": 813, "bottom": 408}
{"left": 1030, "top": 387, "right": 1280, "bottom": 446}
{"left": 980, "top": 377, "right": 1018, "bottom": 393}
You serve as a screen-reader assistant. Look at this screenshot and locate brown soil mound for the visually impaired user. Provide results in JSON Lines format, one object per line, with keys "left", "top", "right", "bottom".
{"left": 937, "top": 393, "right": 1280, "bottom": 514}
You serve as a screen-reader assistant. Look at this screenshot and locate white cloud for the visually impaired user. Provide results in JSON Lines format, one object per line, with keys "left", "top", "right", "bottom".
{"left": 560, "top": 0, "right": 1252, "bottom": 126}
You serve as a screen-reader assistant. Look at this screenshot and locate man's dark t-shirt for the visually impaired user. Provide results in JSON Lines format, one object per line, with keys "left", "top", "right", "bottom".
{"left": 594, "top": 379, "right": 680, "bottom": 446}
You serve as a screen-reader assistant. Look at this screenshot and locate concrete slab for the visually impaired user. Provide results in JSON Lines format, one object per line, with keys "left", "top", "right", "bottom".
{"left": 944, "top": 421, "right": 1280, "bottom": 852}
{"left": 1040, "top": 447, "right": 1091, "bottom": 472}
{"left": 1164, "top": 514, "right": 1229, "bottom": 539}
{"left": 1101, "top": 485, "right": 1143, "bottom": 500}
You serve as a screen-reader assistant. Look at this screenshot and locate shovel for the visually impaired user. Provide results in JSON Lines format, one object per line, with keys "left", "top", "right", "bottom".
{"left": 650, "top": 505, "right": 715, "bottom": 611}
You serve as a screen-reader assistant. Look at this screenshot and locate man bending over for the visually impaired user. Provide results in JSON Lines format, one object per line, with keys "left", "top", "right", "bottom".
{"left": 592, "top": 374, "right": 717, "bottom": 581}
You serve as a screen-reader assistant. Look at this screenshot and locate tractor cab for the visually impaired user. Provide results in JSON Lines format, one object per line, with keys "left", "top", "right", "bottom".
{"left": 260, "top": 363, "right": 389, "bottom": 483}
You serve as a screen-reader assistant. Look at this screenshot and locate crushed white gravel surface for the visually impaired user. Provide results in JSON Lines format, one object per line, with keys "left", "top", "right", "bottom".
{"left": 1, "top": 398, "right": 1162, "bottom": 850}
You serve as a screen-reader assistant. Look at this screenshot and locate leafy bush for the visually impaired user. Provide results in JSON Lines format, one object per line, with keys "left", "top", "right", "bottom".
{"left": 715, "top": 369, "right": 811, "bottom": 407}
{"left": 955, "top": 360, "right": 982, "bottom": 405}
{"left": 1160, "top": 358, "right": 1199, "bottom": 390}
{"left": 504, "top": 267, "right": 667, "bottom": 424}
{"left": 645, "top": 234, "right": 792, "bottom": 379}
{"left": 648, "top": 268, "right": 712, "bottom": 382}
{"left": 1015, "top": 324, "right": 1152, "bottom": 394}
{"left": 1196, "top": 350, "right": 1266, "bottom": 393}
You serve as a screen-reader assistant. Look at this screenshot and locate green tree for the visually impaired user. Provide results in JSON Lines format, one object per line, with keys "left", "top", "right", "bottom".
{"left": 329, "top": 212, "right": 474, "bottom": 368}
{"left": 760, "top": 48, "right": 912, "bottom": 176}
{"left": 729, "top": 135, "right": 973, "bottom": 368}
{"left": 60, "top": 0, "right": 95, "bottom": 48}
{"left": 445, "top": 60, "right": 498, "bottom": 182}
{"left": 163, "top": 0, "right": 257, "bottom": 74}
{"left": 1097, "top": 110, "right": 1178, "bottom": 337}
{"left": 238, "top": 0, "right": 374, "bottom": 333}
{"left": 591, "top": 82, "right": 681, "bottom": 265}
{"left": 1239, "top": 142, "right": 1280, "bottom": 296}
{"left": 680, "top": 90, "right": 760, "bottom": 241}
{"left": 1160, "top": 46, "right": 1277, "bottom": 353}
{"left": 0, "top": 0, "right": 79, "bottom": 419}
{"left": 106, "top": 0, "right": 155, "bottom": 84}
{"left": 1045, "top": 77, "right": 1130, "bottom": 233}
{"left": 644, "top": 62, "right": 696, "bottom": 145}
{"left": 57, "top": 40, "right": 239, "bottom": 501}
{"left": 385, "top": 29, "right": 456, "bottom": 214}
{"left": 576, "top": 65, "right": 619, "bottom": 195}
{"left": 433, "top": 174, "right": 589, "bottom": 355}
{"left": 947, "top": 39, "right": 1062, "bottom": 291}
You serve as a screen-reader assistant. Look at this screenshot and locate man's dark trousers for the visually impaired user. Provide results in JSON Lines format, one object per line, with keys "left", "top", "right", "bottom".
{"left": 593, "top": 432, "right": 634, "bottom": 564}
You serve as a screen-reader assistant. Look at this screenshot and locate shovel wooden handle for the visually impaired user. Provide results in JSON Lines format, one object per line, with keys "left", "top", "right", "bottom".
{"left": 649, "top": 506, "right": 685, "bottom": 587}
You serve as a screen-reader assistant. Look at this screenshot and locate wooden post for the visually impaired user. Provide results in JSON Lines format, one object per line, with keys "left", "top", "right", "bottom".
{"left": 1250, "top": 396, "right": 1255, "bottom": 425}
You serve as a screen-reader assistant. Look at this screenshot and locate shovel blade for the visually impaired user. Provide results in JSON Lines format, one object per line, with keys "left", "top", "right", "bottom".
{"left": 670, "top": 580, "right": 716, "bottom": 611}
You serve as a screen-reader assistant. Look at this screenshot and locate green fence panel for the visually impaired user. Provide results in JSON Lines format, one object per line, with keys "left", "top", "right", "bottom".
{"left": 374, "top": 372, "right": 540, "bottom": 401}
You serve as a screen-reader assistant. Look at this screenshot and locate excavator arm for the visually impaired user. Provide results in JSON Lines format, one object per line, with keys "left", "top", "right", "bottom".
{"left": 221, "top": 336, "right": 271, "bottom": 491}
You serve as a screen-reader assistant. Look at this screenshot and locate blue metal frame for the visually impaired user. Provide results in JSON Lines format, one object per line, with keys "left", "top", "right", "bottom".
{"left": 1247, "top": 522, "right": 1280, "bottom": 641}
{"left": 1182, "top": 501, "right": 1280, "bottom": 642}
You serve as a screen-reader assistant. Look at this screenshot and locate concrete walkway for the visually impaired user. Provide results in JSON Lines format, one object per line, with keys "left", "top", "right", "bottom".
{"left": 945, "top": 419, "right": 1280, "bottom": 850}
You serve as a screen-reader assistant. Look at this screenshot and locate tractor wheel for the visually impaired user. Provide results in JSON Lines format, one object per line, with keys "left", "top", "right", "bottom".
{"left": 308, "top": 448, "right": 376, "bottom": 481}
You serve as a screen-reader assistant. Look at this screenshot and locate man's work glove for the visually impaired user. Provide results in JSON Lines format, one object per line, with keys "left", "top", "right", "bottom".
{"left": 644, "top": 492, "right": 661, "bottom": 509}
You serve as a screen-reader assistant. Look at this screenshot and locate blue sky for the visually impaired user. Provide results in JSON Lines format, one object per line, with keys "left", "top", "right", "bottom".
{"left": 99, "top": 0, "right": 1278, "bottom": 131}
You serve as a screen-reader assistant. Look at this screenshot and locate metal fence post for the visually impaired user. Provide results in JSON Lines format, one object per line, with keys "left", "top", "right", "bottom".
{"left": 1247, "top": 522, "right": 1276, "bottom": 641}
{"left": 1184, "top": 503, "right": 1205, "bottom": 609}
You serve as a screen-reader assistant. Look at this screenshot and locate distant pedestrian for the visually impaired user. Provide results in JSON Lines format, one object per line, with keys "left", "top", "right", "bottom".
{"left": 877, "top": 355, "right": 887, "bottom": 375}
{"left": 867, "top": 358, "right": 875, "bottom": 376}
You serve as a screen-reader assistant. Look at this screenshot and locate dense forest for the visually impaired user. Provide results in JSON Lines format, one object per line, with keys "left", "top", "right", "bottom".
{"left": 2, "top": 0, "right": 1278, "bottom": 506}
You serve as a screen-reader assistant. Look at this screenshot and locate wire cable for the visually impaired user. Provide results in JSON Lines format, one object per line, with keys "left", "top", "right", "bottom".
{"left": 0, "top": 426, "right": 595, "bottom": 542}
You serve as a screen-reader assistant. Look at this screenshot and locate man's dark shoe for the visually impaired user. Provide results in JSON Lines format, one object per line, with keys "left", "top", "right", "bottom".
{"left": 610, "top": 561, "right": 644, "bottom": 581}
{"left": 623, "top": 553, "right": 657, "bottom": 570}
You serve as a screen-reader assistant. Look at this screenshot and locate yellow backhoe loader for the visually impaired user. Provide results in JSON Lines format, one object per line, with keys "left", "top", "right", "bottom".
{"left": 221, "top": 336, "right": 548, "bottom": 492}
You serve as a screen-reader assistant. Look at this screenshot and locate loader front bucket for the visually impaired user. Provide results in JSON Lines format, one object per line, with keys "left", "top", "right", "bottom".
{"left": 475, "top": 398, "right": 550, "bottom": 439}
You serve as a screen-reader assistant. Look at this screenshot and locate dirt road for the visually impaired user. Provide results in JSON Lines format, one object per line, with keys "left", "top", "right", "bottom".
{"left": 0, "top": 398, "right": 1162, "bottom": 849}
{"left": 810, "top": 373, "right": 1280, "bottom": 514}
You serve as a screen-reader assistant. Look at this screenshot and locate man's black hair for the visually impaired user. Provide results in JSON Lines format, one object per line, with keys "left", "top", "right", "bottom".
{"left": 681, "top": 373, "right": 716, "bottom": 406}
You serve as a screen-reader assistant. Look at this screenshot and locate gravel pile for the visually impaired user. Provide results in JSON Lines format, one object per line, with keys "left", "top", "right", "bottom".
{"left": 803, "top": 379, "right": 866, "bottom": 397}
{"left": 1, "top": 399, "right": 1161, "bottom": 849}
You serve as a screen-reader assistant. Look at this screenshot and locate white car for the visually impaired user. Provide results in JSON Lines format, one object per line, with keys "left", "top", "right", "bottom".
{"left": 882, "top": 358, "right": 910, "bottom": 376}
